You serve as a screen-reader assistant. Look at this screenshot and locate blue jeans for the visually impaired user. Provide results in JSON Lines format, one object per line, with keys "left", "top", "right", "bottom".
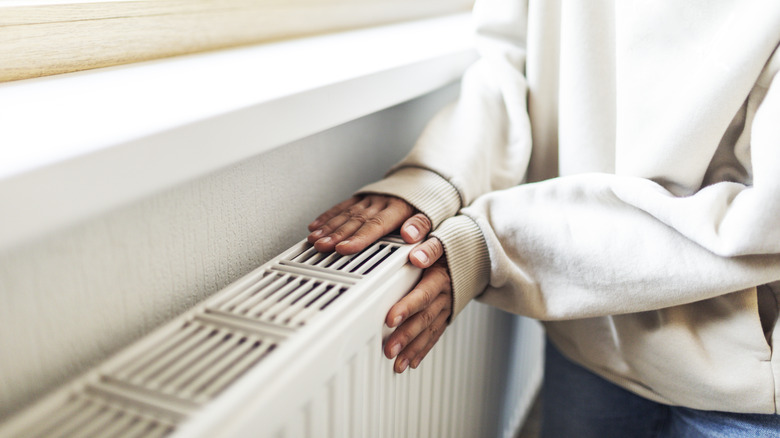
{"left": 541, "top": 340, "right": 780, "bottom": 438}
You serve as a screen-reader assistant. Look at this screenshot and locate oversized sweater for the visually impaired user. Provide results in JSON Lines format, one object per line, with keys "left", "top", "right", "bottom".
{"left": 359, "top": 0, "right": 780, "bottom": 413}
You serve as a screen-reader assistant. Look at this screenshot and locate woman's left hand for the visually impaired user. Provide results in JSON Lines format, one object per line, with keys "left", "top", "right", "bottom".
{"left": 383, "top": 238, "right": 452, "bottom": 373}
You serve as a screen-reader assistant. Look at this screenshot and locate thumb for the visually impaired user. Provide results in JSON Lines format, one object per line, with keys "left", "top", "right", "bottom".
{"left": 400, "top": 213, "right": 432, "bottom": 244}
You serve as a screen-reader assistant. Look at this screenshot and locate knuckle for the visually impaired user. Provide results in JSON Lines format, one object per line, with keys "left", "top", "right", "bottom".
{"left": 420, "top": 287, "right": 436, "bottom": 306}
{"left": 365, "top": 215, "right": 385, "bottom": 229}
{"left": 429, "top": 239, "right": 444, "bottom": 259}
{"left": 328, "top": 228, "right": 349, "bottom": 241}
{"left": 420, "top": 309, "right": 435, "bottom": 327}
{"left": 414, "top": 214, "right": 433, "bottom": 232}
{"left": 345, "top": 208, "right": 369, "bottom": 224}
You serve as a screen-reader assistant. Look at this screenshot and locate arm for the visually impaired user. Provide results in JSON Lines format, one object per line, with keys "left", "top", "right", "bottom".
{"left": 435, "top": 64, "right": 780, "bottom": 321}
{"left": 308, "top": 0, "right": 532, "bottom": 255}
{"left": 357, "top": 0, "right": 532, "bottom": 219}
{"left": 308, "top": 0, "right": 532, "bottom": 372}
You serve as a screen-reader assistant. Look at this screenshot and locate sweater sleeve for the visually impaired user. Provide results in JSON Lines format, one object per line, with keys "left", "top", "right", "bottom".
{"left": 444, "top": 65, "right": 780, "bottom": 321}
{"left": 356, "top": 0, "right": 533, "bottom": 228}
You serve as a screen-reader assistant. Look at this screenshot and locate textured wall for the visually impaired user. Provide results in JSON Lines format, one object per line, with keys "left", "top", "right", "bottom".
{"left": 0, "top": 82, "right": 460, "bottom": 421}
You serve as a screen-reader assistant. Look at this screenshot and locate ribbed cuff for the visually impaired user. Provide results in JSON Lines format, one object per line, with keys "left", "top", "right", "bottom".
{"left": 356, "top": 167, "right": 461, "bottom": 228}
{"left": 431, "top": 215, "right": 491, "bottom": 321}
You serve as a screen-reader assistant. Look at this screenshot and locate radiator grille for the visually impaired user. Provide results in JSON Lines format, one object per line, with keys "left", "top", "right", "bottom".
{"left": 2, "top": 239, "right": 402, "bottom": 438}
{"left": 14, "top": 393, "right": 176, "bottom": 438}
{"left": 208, "top": 271, "right": 350, "bottom": 328}
{"left": 287, "top": 242, "right": 399, "bottom": 275}
{"left": 107, "top": 320, "right": 277, "bottom": 404}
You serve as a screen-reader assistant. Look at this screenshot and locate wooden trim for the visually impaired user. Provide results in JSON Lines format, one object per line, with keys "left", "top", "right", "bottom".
{"left": 0, "top": 0, "right": 473, "bottom": 82}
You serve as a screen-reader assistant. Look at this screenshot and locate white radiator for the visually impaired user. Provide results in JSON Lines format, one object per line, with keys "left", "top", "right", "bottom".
{"left": 0, "top": 237, "right": 543, "bottom": 438}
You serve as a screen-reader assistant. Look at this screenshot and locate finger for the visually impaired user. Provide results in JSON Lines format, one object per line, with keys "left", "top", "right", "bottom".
{"left": 400, "top": 213, "right": 432, "bottom": 244}
{"left": 307, "top": 197, "right": 370, "bottom": 243}
{"left": 395, "top": 310, "right": 450, "bottom": 373}
{"left": 335, "top": 198, "right": 414, "bottom": 255}
{"left": 409, "top": 237, "right": 445, "bottom": 269}
{"left": 387, "top": 303, "right": 449, "bottom": 373}
{"left": 314, "top": 210, "right": 383, "bottom": 253}
{"left": 410, "top": 311, "right": 450, "bottom": 369}
{"left": 308, "top": 213, "right": 350, "bottom": 245}
{"left": 384, "top": 291, "right": 449, "bottom": 361}
{"left": 308, "top": 197, "right": 361, "bottom": 232}
{"left": 385, "top": 262, "right": 451, "bottom": 328}
{"left": 311, "top": 200, "right": 383, "bottom": 252}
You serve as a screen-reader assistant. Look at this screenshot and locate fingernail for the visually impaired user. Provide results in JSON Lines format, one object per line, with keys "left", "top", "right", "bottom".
{"left": 310, "top": 230, "right": 323, "bottom": 238}
{"left": 389, "top": 343, "right": 401, "bottom": 358}
{"left": 336, "top": 239, "right": 350, "bottom": 247}
{"left": 405, "top": 225, "right": 420, "bottom": 240}
{"left": 413, "top": 250, "right": 429, "bottom": 264}
{"left": 318, "top": 237, "right": 331, "bottom": 244}
{"left": 411, "top": 359, "right": 420, "bottom": 369}
{"left": 398, "top": 358, "right": 409, "bottom": 372}
{"left": 391, "top": 315, "right": 402, "bottom": 327}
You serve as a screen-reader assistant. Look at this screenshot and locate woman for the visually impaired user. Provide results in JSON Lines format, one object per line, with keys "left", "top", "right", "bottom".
{"left": 307, "top": 0, "right": 780, "bottom": 435}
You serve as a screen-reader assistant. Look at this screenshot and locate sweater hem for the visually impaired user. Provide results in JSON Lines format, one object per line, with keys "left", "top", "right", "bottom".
{"left": 431, "top": 215, "right": 491, "bottom": 320}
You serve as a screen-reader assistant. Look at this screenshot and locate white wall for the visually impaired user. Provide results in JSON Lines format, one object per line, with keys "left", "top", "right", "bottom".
{"left": 0, "top": 82, "right": 460, "bottom": 421}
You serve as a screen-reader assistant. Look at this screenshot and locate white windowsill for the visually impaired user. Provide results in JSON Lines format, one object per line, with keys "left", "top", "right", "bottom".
{"left": 0, "top": 13, "right": 476, "bottom": 252}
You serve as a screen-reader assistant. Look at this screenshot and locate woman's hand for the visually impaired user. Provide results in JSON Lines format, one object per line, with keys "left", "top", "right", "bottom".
{"left": 308, "top": 194, "right": 451, "bottom": 373}
{"left": 383, "top": 238, "right": 452, "bottom": 373}
{"left": 307, "top": 195, "right": 432, "bottom": 254}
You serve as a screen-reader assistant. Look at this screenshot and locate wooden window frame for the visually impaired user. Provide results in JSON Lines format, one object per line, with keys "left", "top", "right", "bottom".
{"left": 0, "top": 0, "right": 473, "bottom": 82}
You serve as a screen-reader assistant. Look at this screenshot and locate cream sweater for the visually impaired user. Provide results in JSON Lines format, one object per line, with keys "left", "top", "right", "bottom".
{"left": 360, "top": 0, "right": 780, "bottom": 413}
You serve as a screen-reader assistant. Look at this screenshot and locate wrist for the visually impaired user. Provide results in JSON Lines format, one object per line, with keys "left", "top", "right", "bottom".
{"left": 356, "top": 167, "right": 461, "bottom": 228}
{"left": 430, "top": 215, "right": 491, "bottom": 321}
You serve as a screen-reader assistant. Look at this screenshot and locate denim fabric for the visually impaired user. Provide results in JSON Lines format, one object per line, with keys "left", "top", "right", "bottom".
{"left": 540, "top": 340, "right": 780, "bottom": 438}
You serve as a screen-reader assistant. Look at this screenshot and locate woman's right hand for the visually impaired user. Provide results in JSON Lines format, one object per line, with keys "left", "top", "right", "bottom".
{"left": 307, "top": 195, "right": 431, "bottom": 254}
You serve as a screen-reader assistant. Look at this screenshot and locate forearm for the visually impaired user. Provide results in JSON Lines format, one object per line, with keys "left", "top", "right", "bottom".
{"left": 357, "top": 0, "right": 532, "bottom": 224}
{"left": 456, "top": 174, "right": 780, "bottom": 320}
